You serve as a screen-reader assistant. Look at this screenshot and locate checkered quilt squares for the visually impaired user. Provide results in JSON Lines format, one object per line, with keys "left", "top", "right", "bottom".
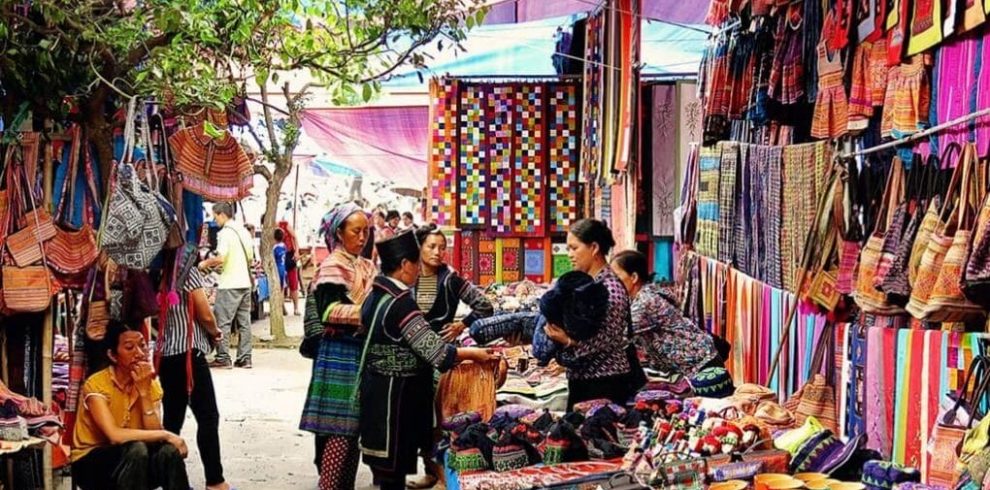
{"left": 458, "top": 85, "right": 488, "bottom": 228}
{"left": 429, "top": 78, "right": 459, "bottom": 227}
{"left": 488, "top": 85, "right": 515, "bottom": 235}
{"left": 511, "top": 84, "right": 546, "bottom": 237}
{"left": 548, "top": 84, "right": 580, "bottom": 234}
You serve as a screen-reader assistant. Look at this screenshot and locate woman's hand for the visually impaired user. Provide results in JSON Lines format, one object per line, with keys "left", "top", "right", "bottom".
{"left": 165, "top": 433, "right": 189, "bottom": 458}
{"left": 459, "top": 347, "right": 502, "bottom": 363}
{"left": 440, "top": 321, "right": 467, "bottom": 342}
{"left": 543, "top": 323, "right": 575, "bottom": 348}
{"left": 131, "top": 362, "right": 156, "bottom": 397}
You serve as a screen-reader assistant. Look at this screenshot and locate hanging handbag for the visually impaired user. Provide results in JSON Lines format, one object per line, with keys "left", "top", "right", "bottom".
{"left": 1, "top": 148, "right": 53, "bottom": 313}
{"left": 964, "top": 148, "right": 990, "bottom": 305}
{"left": 153, "top": 114, "right": 185, "bottom": 250}
{"left": 806, "top": 174, "right": 843, "bottom": 311}
{"left": 925, "top": 143, "right": 986, "bottom": 322}
{"left": 46, "top": 128, "right": 98, "bottom": 277}
{"left": 907, "top": 144, "right": 968, "bottom": 320}
{"left": 881, "top": 155, "right": 935, "bottom": 304}
{"left": 928, "top": 355, "right": 990, "bottom": 488}
{"left": 783, "top": 323, "right": 838, "bottom": 435}
{"left": 4, "top": 151, "right": 44, "bottom": 267}
{"left": 83, "top": 266, "right": 112, "bottom": 342}
{"left": 855, "top": 158, "right": 907, "bottom": 315}
{"left": 909, "top": 145, "right": 963, "bottom": 287}
{"left": 121, "top": 268, "right": 161, "bottom": 323}
{"left": 836, "top": 160, "right": 862, "bottom": 295}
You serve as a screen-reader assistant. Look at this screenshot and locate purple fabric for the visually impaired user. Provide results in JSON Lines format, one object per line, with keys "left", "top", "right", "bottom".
{"left": 300, "top": 106, "right": 429, "bottom": 188}
{"left": 484, "top": 0, "right": 706, "bottom": 25}
{"left": 935, "top": 35, "right": 978, "bottom": 152}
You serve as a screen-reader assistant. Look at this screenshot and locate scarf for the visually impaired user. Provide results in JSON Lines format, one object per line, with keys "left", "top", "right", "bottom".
{"left": 314, "top": 248, "right": 377, "bottom": 305}
{"left": 320, "top": 203, "right": 364, "bottom": 251}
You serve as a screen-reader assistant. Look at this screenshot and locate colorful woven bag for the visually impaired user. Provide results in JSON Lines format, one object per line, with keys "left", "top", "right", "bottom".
{"left": 924, "top": 144, "right": 985, "bottom": 322}
{"left": 855, "top": 159, "right": 906, "bottom": 315}
{"left": 964, "top": 192, "right": 990, "bottom": 307}
{"left": 784, "top": 323, "right": 838, "bottom": 435}
{"left": 2, "top": 262, "right": 52, "bottom": 313}
{"left": 927, "top": 355, "right": 990, "bottom": 488}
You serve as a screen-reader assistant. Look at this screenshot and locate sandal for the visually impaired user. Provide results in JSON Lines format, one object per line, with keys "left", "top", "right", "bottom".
{"left": 405, "top": 475, "right": 438, "bottom": 489}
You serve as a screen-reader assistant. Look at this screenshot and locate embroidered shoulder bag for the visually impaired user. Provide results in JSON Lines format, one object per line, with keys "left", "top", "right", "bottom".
{"left": 1, "top": 147, "right": 53, "bottom": 313}
{"left": 46, "top": 127, "right": 98, "bottom": 278}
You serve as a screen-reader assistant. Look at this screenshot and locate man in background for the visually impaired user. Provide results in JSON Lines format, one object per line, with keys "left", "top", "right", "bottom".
{"left": 199, "top": 202, "right": 255, "bottom": 369}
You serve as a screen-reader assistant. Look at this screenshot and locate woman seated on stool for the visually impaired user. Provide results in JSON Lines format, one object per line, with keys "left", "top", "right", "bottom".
{"left": 71, "top": 321, "right": 190, "bottom": 490}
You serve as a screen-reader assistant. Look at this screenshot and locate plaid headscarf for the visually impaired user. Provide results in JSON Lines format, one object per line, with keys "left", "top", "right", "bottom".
{"left": 320, "top": 203, "right": 364, "bottom": 251}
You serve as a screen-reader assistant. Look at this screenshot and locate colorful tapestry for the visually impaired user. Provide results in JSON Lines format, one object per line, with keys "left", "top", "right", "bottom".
{"left": 459, "top": 230, "right": 478, "bottom": 284}
{"left": 552, "top": 243, "right": 572, "bottom": 278}
{"left": 654, "top": 238, "right": 674, "bottom": 281}
{"left": 548, "top": 84, "right": 581, "bottom": 234}
{"left": 478, "top": 233, "right": 497, "bottom": 287}
{"left": 696, "top": 146, "right": 721, "bottom": 258}
{"left": 429, "top": 78, "right": 459, "bottom": 227}
{"left": 523, "top": 238, "right": 549, "bottom": 283}
{"left": 511, "top": 85, "right": 546, "bottom": 237}
{"left": 651, "top": 84, "right": 677, "bottom": 237}
{"left": 599, "top": 184, "right": 613, "bottom": 226}
{"left": 459, "top": 84, "right": 489, "bottom": 228}
{"left": 488, "top": 85, "right": 515, "bottom": 235}
{"left": 580, "top": 9, "right": 604, "bottom": 182}
{"left": 497, "top": 238, "right": 523, "bottom": 284}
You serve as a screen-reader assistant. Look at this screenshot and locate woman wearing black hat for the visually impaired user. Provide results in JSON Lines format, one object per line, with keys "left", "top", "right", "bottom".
{"left": 541, "top": 219, "right": 646, "bottom": 408}
{"left": 359, "top": 231, "right": 499, "bottom": 490}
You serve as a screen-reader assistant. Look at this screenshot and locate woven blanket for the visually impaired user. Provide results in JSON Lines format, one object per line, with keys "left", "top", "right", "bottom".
{"left": 511, "top": 85, "right": 546, "bottom": 237}
{"left": 580, "top": 11, "right": 604, "bottom": 182}
{"left": 460, "top": 230, "right": 480, "bottom": 284}
{"left": 459, "top": 84, "right": 489, "bottom": 228}
{"left": 478, "top": 233, "right": 497, "bottom": 287}
{"left": 523, "top": 238, "right": 548, "bottom": 284}
{"left": 548, "top": 84, "right": 581, "bottom": 234}
{"left": 429, "top": 78, "right": 460, "bottom": 227}
{"left": 488, "top": 85, "right": 515, "bottom": 235}
{"left": 696, "top": 146, "right": 721, "bottom": 258}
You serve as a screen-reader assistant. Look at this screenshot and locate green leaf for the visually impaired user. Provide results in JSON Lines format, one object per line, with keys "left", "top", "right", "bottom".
{"left": 362, "top": 83, "right": 373, "bottom": 102}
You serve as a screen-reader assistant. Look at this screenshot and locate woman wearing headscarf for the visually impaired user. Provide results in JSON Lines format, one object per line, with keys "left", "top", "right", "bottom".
{"left": 299, "top": 203, "right": 377, "bottom": 490}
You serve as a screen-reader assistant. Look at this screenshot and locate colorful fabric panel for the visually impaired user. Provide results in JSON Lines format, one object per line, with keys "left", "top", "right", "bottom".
{"left": 580, "top": 10, "right": 604, "bottom": 182}
{"left": 523, "top": 238, "right": 549, "bottom": 284}
{"left": 478, "top": 233, "right": 497, "bottom": 287}
{"left": 458, "top": 84, "right": 489, "bottom": 228}
{"left": 696, "top": 146, "right": 721, "bottom": 258}
{"left": 511, "top": 85, "right": 546, "bottom": 237}
{"left": 547, "top": 84, "right": 581, "bottom": 234}
{"left": 459, "top": 230, "right": 479, "bottom": 284}
{"left": 429, "top": 78, "right": 459, "bottom": 227}
{"left": 717, "top": 141, "right": 739, "bottom": 264}
{"left": 497, "top": 238, "right": 523, "bottom": 284}
{"left": 551, "top": 243, "right": 572, "bottom": 279}
{"left": 488, "top": 85, "right": 515, "bottom": 236}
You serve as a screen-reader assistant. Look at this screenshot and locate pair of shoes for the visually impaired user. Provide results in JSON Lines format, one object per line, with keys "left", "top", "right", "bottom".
{"left": 234, "top": 359, "right": 252, "bottom": 369}
{"left": 208, "top": 359, "right": 232, "bottom": 369}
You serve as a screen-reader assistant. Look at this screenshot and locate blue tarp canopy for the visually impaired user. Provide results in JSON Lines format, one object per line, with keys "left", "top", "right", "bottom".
{"left": 381, "top": 16, "right": 708, "bottom": 89}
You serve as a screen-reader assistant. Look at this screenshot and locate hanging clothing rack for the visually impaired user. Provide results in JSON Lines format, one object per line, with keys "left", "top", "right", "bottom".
{"left": 838, "top": 106, "right": 990, "bottom": 159}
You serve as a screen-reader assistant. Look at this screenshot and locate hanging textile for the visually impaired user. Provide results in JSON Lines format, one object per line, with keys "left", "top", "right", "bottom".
{"left": 167, "top": 124, "right": 253, "bottom": 202}
{"left": 551, "top": 242, "right": 571, "bottom": 278}
{"left": 488, "top": 85, "right": 515, "bottom": 236}
{"left": 478, "top": 233, "right": 497, "bottom": 287}
{"left": 523, "top": 238, "right": 549, "bottom": 283}
{"left": 580, "top": 9, "right": 605, "bottom": 182}
{"left": 458, "top": 84, "right": 489, "bottom": 228}
{"left": 547, "top": 84, "right": 581, "bottom": 234}
{"left": 460, "top": 230, "right": 479, "bottom": 284}
{"left": 717, "top": 142, "right": 739, "bottom": 264}
{"left": 496, "top": 238, "right": 523, "bottom": 284}
{"left": 651, "top": 85, "right": 677, "bottom": 237}
{"left": 511, "top": 85, "right": 546, "bottom": 237}
{"left": 907, "top": 0, "right": 943, "bottom": 56}
{"left": 428, "top": 78, "right": 460, "bottom": 228}
{"left": 696, "top": 146, "right": 721, "bottom": 259}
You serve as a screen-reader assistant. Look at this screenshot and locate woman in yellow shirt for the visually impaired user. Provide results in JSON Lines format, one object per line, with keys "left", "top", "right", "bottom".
{"left": 71, "top": 322, "right": 190, "bottom": 490}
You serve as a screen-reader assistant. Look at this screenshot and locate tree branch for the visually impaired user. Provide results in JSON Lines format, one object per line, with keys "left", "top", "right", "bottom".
{"left": 254, "top": 164, "right": 272, "bottom": 182}
{"left": 258, "top": 83, "right": 281, "bottom": 157}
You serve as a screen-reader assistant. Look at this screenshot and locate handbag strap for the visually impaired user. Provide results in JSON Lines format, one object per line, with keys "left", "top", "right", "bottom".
{"left": 945, "top": 355, "right": 990, "bottom": 427}
{"left": 874, "top": 158, "right": 904, "bottom": 235}
{"left": 808, "top": 321, "right": 836, "bottom": 385}
{"left": 55, "top": 126, "right": 83, "bottom": 227}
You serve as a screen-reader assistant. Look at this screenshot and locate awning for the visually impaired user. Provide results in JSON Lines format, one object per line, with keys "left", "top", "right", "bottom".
{"left": 299, "top": 106, "right": 429, "bottom": 188}
{"left": 484, "top": 0, "right": 707, "bottom": 25}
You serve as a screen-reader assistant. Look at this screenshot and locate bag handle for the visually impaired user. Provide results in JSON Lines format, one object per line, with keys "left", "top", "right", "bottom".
{"left": 943, "top": 355, "right": 990, "bottom": 428}
{"left": 808, "top": 322, "right": 836, "bottom": 385}
{"left": 874, "top": 158, "right": 904, "bottom": 235}
{"left": 55, "top": 126, "right": 83, "bottom": 227}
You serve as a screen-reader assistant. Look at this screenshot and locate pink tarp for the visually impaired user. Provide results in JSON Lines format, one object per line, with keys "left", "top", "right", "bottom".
{"left": 300, "top": 106, "right": 429, "bottom": 188}
{"left": 486, "top": 0, "right": 706, "bottom": 25}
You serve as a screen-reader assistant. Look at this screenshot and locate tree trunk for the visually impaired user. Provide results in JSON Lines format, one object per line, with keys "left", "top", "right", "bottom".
{"left": 260, "top": 158, "right": 292, "bottom": 343}
{"left": 83, "top": 93, "right": 114, "bottom": 190}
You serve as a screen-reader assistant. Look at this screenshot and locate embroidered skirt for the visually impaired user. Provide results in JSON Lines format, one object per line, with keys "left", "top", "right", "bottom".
{"left": 300, "top": 336, "right": 363, "bottom": 437}
{"left": 811, "top": 71, "right": 850, "bottom": 139}
{"left": 359, "top": 371, "right": 434, "bottom": 474}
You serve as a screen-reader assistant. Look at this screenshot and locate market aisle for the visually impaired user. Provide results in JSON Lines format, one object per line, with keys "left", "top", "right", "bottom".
{"left": 177, "top": 314, "right": 379, "bottom": 490}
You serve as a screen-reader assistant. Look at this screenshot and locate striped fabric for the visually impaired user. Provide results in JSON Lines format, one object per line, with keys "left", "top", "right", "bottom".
{"left": 717, "top": 141, "right": 739, "bottom": 264}
{"left": 159, "top": 268, "right": 212, "bottom": 357}
{"left": 415, "top": 274, "right": 439, "bottom": 312}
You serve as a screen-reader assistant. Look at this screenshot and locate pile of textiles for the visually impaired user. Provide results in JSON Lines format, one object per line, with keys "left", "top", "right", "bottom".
{"left": 495, "top": 347, "right": 568, "bottom": 411}
{"left": 484, "top": 281, "right": 549, "bottom": 315}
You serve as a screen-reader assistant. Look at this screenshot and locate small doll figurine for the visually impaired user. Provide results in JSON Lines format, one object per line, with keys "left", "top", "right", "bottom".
{"left": 741, "top": 424, "right": 762, "bottom": 449}
{"left": 717, "top": 425, "right": 743, "bottom": 454}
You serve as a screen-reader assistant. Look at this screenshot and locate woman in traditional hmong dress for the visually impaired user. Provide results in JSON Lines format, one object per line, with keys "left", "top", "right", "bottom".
{"left": 299, "top": 203, "right": 377, "bottom": 490}
{"left": 359, "top": 231, "right": 499, "bottom": 490}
